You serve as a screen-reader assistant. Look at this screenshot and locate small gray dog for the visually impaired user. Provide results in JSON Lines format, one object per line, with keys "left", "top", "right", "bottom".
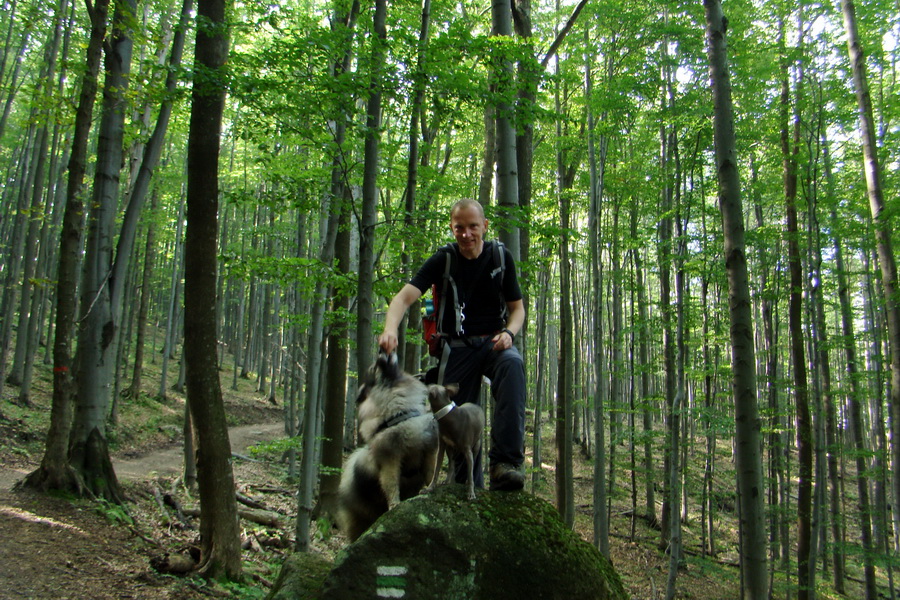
{"left": 337, "top": 353, "right": 438, "bottom": 541}
{"left": 425, "top": 383, "right": 485, "bottom": 500}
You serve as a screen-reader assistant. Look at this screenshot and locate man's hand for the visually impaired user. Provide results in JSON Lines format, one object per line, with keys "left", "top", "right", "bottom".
{"left": 378, "top": 284, "right": 423, "bottom": 356}
{"left": 491, "top": 329, "right": 514, "bottom": 351}
{"left": 378, "top": 330, "right": 399, "bottom": 354}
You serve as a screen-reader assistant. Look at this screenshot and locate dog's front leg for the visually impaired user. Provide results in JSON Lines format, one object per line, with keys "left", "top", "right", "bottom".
{"left": 425, "top": 441, "right": 445, "bottom": 493}
{"left": 378, "top": 461, "right": 402, "bottom": 509}
{"left": 463, "top": 448, "right": 476, "bottom": 500}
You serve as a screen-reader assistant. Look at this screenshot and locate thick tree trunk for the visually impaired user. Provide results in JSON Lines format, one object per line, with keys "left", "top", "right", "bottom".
{"left": 184, "top": 0, "right": 242, "bottom": 580}
{"left": 704, "top": 2, "right": 768, "bottom": 597}
{"left": 69, "top": 0, "right": 137, "bottom": 503}
{"left": 21, "top": 0, "right": 111, "bottom": 494}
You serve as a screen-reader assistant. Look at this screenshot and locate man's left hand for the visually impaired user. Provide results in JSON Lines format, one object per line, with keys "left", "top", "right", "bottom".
{"left": 492, "top": 330, "right": 514, "bottom": 351}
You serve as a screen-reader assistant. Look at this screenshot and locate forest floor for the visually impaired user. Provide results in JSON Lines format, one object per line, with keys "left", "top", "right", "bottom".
{"left": 0, "top": 351, "right": 873, "bottom": 599}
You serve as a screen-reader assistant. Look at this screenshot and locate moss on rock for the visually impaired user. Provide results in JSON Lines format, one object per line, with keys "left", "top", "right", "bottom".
{"left": 319, "top": 485, "right": 627, "bottom": 600}
{"left": 265, "top": 551, "right": 333, "bottom": 600}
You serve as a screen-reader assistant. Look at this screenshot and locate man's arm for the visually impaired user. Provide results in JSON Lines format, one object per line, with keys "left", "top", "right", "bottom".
{"left": 492, "top": 298, "right": 525, "bottom": 351}
{"left": 378, "top": 283, "right": 423, "bottom": 354}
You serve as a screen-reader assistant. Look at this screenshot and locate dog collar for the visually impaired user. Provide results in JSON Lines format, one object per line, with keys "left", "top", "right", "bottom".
{"left": 376, "top": 409, "right": 422, "bottom": 433}
{"left": 433, "top": 402, "right": 456, "bottom": 421}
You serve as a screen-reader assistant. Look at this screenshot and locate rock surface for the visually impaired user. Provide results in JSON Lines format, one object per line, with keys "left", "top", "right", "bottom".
{"left": 304, "top": 485, "right": 627, "bottom": 600}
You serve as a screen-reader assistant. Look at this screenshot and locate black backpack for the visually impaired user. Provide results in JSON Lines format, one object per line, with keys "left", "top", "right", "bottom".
{"left": 422, "top": 241, "right": 507, "bottom": 356}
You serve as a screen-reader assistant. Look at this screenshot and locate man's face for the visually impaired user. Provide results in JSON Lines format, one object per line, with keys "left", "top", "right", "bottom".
{"left": 450, "top": 205, "right": 488, "bottom": 258}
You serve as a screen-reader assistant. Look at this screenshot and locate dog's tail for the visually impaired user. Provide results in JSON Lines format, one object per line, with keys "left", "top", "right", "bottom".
{"left": 376, "top": 350, "right": 403, "bottom": 384}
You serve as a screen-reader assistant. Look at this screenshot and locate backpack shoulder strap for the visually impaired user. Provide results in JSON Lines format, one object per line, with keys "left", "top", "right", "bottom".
{"left": 490, "top": 241, "right": 506, "bottom": 284}
{"left": 436, "top": 244, "right": 461, "bottom": 335}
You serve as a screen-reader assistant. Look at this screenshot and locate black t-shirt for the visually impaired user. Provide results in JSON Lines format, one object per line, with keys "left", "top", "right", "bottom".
{"left": 410, "top": 241, "right": 522, "bottom": 336}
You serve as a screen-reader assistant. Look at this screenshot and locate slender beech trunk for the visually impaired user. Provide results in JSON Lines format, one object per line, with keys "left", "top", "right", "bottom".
{"left": 296, "top": 0, "right": 359, "bottom": 551}
{"left": 184, "top": 0, "right": 242, "bottom": 579}
{"left": 778, "top": 15, "right": 813, "bottom": 597}
{"left": 316, "top": 191, "right": 352, "bottom": 520}
{"left": 491, "top": 0, "right": 519, "bottom": 256}
{"left": 399, "top": 0, "right": 430, "bottom": 373}
{"left": 839, "top": 5, "right": 900, "bottom": 581}
{"left": 585, "top": 27, "right": 608, "bottom": 556}
{"left": 704, "top": 2, "right": 768, "bottom": 597}
{"left": 357, "top": 0, "right": 385, "bottom": 379}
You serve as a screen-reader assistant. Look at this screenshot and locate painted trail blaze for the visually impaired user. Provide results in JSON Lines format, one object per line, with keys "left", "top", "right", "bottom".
{"left": 376, "top": 565, "right": 408, "bottom": 598}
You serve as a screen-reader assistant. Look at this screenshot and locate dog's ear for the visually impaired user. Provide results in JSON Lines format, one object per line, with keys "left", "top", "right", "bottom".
{"left": 444, "top": 383, "right": 459, "bottom": 397}
{"left": 375, "top": 351, "right": 402, "bottom": 384}
{"left": 357, "top": 363, "right": 378, "bottom": 403}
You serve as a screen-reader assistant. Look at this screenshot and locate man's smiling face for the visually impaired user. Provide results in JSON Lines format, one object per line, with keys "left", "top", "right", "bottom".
{"left": 450, "top": 204, "right": 489, "bottom": 259}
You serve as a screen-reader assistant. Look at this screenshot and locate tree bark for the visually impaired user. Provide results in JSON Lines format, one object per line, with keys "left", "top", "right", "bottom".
{"left": 704, "top": 2, "right": 768, "bottom": 597}
{"left": 184, "top": 0, "right": 242, "bottom": 579}
{"left": 839, "top": 2, "right": 894, "bottom": 596}
{"left": 491, "top": 0, "right": 519, "bottom": 257}
{"left": 357, "top": 0, "right": 386, "bottom": 373}
{"left": 778, "top": 15, "right": 812, "bottom": 598}
{"left": 68, "top": 0, "right": 137, "bottom": 503}
{"left": 839, "top": 7, "right": 900, "bottom": 588}
{"left": 584, "top": 26, "right": 608, "bottom": 557}
{"left": 21, "top": 0, "right": 111, "bottom": 494}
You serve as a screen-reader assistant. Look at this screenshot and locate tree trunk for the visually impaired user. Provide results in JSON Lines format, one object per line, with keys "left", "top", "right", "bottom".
{"left": 553, "top": 56, "right": 573, "bottom": 527}
{"left": 584, "top": 27, "right": 608, "bottom": 556}
{"left": 8, "top": 0, "right": 66, "bottom": 391}
{"left": 357, "top": 0, "right": 385, "bottom": 373}
{"left": 69, "top": 0, "right": 137, "bottom": 503}
{"left": 399, "top": 0, "right": 430, "bottom": 373}
{"left": 184, "top": 0, "right": 242, "bottom": 579}
{"left": 316, "top": 190, "right": 352, "bottom": 521}
{"left": 128, "top": 189, "right": 159, "bottom": 397}
{"left": 778, "top": 15, "right": 812, "bottom": 598}
{"left": 296, "top": 0, "right": 360, "bottom": 552}
{"left": 839, "top": 6, "right": 900, "bottom": 586}
{"left": 21, "top": 0, "right": 111, "bottom": 494}
{"left": 704, "top": 2, "right": 768, "bottom": 597}
{"left": 491, "top": 0, "right": 519, "bottom": 257}
{"left": 555, "top": 190, "right": 574, "bottom": 528}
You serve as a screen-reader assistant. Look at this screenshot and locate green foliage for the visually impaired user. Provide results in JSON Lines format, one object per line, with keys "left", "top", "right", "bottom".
{"left": 248, "top": 436, "right": 302, "bottom": 458}
{"left": 95, "top": 499, "right": 134, "bottom": 527}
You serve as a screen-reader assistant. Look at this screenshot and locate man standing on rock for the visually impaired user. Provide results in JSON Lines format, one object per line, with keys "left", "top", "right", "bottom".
{"left": 378, "top": 199, "right": 526, "bottom": 492}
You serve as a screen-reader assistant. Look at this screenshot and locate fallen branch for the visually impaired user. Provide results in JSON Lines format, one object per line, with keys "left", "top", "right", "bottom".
{"left": 183, "top": 506, "right": 284, "bottom": 528}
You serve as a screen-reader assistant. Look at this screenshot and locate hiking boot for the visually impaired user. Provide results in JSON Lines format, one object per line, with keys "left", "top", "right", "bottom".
{"left": 489, "top": 463, "right": 524, "bottom": 491}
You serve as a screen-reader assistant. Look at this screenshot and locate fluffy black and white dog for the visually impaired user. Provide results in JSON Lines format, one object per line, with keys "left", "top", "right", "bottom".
{"left": 337, "top": 352, "right": 438, "bottom": 541}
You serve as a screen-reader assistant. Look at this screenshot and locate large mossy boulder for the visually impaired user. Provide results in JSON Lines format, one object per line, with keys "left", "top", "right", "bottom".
{"left": 266, "top": 551, "right": 334, "bottom": 600}
{"left": 319, "top": 485, "right": 627, "bottom": 600}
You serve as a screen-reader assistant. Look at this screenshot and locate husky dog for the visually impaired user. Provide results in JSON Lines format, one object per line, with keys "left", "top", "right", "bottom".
{"left": 337, "top": 352, "right": 438, "bottom": 541}
{"left": 424, "top": 383, "right": 485, "bottom": 500}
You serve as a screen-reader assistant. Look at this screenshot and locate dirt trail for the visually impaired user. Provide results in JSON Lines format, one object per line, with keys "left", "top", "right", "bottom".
{"left": 0, "top": 421, "right": 285, "bottom": 600}
{"left": 0, "top": 422, "right": 284, "bottom": 490}
{"left": 113, "top": 421, "right": 284, "bottom": 481}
